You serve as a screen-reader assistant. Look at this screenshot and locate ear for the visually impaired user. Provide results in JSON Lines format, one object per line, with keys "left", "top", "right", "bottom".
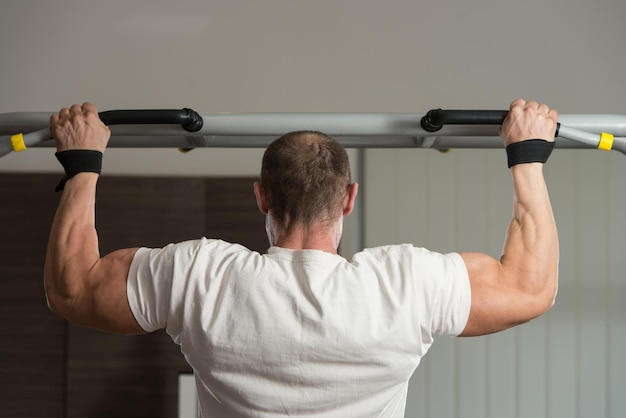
{"left": 343, "top": 182, "right": 359, "bottom": 216}
{"left": 254, "top": 182, "right": 269, "bottom": 214}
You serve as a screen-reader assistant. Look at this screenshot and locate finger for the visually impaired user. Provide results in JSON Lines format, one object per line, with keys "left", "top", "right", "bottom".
{"left": 524, "top": 100, "right": 540, "bottom": 110}
{"left": 510, "top": 98, "right": 526, "bottom": 110}
{"left": 49, "top": 114, "right": 62, "bottom": 138}
{"left": 538, "top": 103, "right": 550, "bottom": 114}
{"left": 81, "top": 102, "right": 106, "bottom": 128}
{"left": 59, "top": 107, "right": 70, "bottom": 117}
{"left": 548, "top": 108, "right": 558, "bottom": 122}
{"left": 507, "top": 99, "right": 526, "bottom": 120}
{"left": 69, "top": 104, "right": 83, "bottom": 117}
{"left": 82, "top": 102, "right": 99, "bottom": 115}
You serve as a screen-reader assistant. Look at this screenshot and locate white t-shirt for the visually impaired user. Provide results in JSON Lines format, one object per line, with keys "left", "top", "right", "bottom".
{"left": 127, "top": 238, "right": 471, "bottom": 418}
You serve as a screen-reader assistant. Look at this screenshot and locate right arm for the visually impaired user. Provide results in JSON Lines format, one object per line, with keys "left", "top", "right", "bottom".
{"left": 459, "top": 99, "right": 559, "bottom": 336}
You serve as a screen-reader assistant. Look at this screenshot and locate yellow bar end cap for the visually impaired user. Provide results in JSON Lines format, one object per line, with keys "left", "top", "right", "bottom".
{"left": 598, "top": 132, "right": 614, "bottom": 151}
{"left": 10, "top": 133, "right": 27, "bottom": 152}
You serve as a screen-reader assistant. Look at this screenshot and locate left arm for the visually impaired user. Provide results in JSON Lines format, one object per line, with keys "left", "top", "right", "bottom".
{"left": 44, "top": 103, "right": 145, "bottom": 335}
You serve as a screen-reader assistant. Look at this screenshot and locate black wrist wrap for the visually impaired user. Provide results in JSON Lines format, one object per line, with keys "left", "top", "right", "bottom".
{"left": 506, "top": 139, "right": 555, "bottom": 168}
{"left": 55, "top": 150, "right": 103, "bottom": 192}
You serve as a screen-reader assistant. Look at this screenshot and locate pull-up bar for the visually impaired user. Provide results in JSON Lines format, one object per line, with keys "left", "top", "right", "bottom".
{"left": 1, "top": 108, "right": 626, "bottom": 158}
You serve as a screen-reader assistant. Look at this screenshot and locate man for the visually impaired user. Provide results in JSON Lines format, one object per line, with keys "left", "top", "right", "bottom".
{"left": 45, "top": 99, "right": 559, "bottom": 417}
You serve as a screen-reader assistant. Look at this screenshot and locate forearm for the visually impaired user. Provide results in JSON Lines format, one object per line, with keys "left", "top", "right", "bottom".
{"left": 501, "top": 163, "right": 559, "bottom": 300}
{"left": 44, "top": 173, "right": 101, "bottom": 312}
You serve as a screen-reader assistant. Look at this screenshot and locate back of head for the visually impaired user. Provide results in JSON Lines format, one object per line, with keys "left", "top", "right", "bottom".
{"left": 261, "top": 131, "right": 351, "bottom": 230}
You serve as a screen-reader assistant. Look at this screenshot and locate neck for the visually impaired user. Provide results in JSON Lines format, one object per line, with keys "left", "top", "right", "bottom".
{"left": 267, "top": 216, "right": 343, "bottom": 254}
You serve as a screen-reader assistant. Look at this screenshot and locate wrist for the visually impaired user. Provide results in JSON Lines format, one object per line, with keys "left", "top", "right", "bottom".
{"left": 55, "top": 150, "right": 103, "bottom": 192}
{"left": 510, "top": 163, "right": 548, "bottom": 201}
{"left": 511, "top": 162, "right": 544, "bottom": 176}
{"left": 505, "top": 139, "right": 555, "bottom": 168}
{"left": 64, "top": 172, "right": 100, "bottom": 185}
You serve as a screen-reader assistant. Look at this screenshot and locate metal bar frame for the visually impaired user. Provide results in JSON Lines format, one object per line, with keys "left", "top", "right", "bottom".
{"left": 2, "top": 111, "right": 626, "bottom": 157}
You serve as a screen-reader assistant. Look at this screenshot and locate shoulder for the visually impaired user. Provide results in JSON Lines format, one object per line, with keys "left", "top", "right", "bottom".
{"left": 136, "top": 238, "right": 255, "bottom": 257}
{"left": 355, "top": 243, "right": 452, "bottom": 261}
{"left": 353, "top": 244, "right": 466, "bottom": 277}
{"left": 131, "top": 238, "right": 260, "bottom": 271}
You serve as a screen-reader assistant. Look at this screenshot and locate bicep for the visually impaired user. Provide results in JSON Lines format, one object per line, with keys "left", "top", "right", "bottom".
{"left": 79, "top": 248, "right": 146, "bottom": 335}
{"left": 458, "top": 251, "right": 547, "bottom": 337}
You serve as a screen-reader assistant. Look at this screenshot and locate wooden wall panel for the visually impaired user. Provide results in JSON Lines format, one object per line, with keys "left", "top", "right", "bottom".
{"left": 0, "top": 174, "right": 267, "bottom": 418}
{"left": 95, "top": 176, "right": 207, "bottom": 250}
{"left": 67, "top": 329, "right": 190, "bottom": 418}
{"left": 0, "top": 174, "right": 65, "bottom": 417}
{"left": 204, "top": 178, "right": 268, "bottom": 253}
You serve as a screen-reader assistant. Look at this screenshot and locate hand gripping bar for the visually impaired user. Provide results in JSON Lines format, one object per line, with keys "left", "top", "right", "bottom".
{"left": 0, "top": 108, "right": 203, "bottom": 158}
{"left": 420, "top": 109, "right": 619, "bottom": 152}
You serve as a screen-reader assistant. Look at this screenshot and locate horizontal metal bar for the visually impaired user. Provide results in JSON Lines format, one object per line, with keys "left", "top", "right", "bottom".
{"left": 4, "top": 112, "right": 626, "bottom": 136}
{"left": 2, "top": 111, "right": 626, "bottom": 156}
{"left": 16, "top": 135, "right": 624, "bottom": 154}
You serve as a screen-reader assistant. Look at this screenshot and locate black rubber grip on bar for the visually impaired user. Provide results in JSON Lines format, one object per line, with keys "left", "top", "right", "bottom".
{"left": 421, "top": 109, "right": 509, "bottom": 132}
{"left": 98, "top": 108, "right": 203, "bottom": 132}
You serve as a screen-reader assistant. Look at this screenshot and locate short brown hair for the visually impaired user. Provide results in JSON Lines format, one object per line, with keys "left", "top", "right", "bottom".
{"left": 261, "top": 131, "right": 351, "bottom": 229}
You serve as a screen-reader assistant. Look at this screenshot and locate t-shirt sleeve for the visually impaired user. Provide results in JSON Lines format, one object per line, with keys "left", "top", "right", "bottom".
{"left": 427, "top": 251, "right": 471, "bottom": 336}
{"left": 126, "top": 241, "right": 199, "bottom": 335}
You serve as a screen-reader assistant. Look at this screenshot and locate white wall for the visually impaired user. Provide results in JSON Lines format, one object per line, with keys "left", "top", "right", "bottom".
{"left": 366, "top": 148, "right": 626, "bottom": 418}
{"left": 2, "top": 1, "right": 626, "bottom": 417}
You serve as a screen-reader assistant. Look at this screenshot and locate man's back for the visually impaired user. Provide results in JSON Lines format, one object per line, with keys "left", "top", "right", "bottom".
{"left": 127, "top": 238, "right": 471, "bottom": 417}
